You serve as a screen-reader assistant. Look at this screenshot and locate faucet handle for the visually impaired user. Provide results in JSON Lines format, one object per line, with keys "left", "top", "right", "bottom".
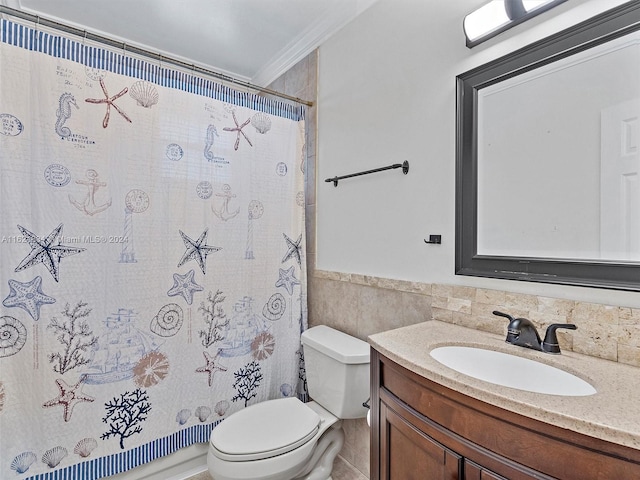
{"left": 493, "top": 310, "right": 517, "bottom": 342}
{"left": 493, "top": 311, "right": 526, "bottom": 344}
{"left": 542, "top": 324, "right": 577, "bottom": 354}
{"left": 493, "top": 310, "right": 515, "bottom": 322}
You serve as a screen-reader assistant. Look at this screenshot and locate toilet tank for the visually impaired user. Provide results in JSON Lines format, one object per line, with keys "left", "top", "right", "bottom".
{"left": 301, "top": 325, "right": 370, "bottom": 419}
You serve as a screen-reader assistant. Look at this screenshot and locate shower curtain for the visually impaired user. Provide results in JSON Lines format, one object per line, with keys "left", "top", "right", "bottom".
{"left": 0, "top": 19, "right": 307, "bottom": 480}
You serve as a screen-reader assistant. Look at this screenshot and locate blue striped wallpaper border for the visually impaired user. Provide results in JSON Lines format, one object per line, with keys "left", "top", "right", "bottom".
{"left": 0, "top": 19, "right": 305, "bottom": 121}
{"left": 25, "top": 420, "right": 222, "bottom": 480}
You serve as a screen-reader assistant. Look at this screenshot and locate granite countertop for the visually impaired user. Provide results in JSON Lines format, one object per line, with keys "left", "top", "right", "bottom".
{"left": 368, "top": 320, "right": 640, "bottom": 451}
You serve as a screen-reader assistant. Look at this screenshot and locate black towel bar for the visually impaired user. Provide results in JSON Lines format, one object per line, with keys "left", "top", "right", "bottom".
{"left": 325, "top": 160, "right": 409, "bottom": 187}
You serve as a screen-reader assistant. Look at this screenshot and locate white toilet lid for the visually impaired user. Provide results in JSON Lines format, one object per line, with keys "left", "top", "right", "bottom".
{"left": 210, "top": 397, "right": 321, "bottom": 461}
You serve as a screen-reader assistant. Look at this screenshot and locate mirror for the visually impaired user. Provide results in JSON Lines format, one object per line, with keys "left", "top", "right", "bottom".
{"left": 456, "top": 1, "right": 640, "bottom": 291}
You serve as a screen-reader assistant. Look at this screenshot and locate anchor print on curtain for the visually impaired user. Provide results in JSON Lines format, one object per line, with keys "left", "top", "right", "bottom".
{"left": 0, "top": 19, "right": 307, "bottom": 480}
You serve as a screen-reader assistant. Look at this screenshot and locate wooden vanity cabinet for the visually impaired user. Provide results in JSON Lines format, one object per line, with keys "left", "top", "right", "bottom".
{"left": 370, "top": 349, "right": 640, "bottom": 480}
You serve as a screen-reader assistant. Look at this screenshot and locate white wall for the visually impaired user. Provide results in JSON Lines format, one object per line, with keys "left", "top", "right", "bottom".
{"left": 316, "top": 0, "right": 640, "bottom": 307}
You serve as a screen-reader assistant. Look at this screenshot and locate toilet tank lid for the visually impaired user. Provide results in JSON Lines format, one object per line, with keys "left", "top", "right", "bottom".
{"left": 301, "top": 326, "right": 370, "bottom": 364}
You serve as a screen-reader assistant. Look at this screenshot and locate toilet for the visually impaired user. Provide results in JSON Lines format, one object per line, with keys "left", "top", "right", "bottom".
{"left": 207, "top": 325, "right": 370, "bottom": 480}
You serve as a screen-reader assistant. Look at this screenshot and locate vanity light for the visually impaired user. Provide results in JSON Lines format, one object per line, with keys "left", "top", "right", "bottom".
{"left": 464, "top": 0, "right": 567, "bottom": 47}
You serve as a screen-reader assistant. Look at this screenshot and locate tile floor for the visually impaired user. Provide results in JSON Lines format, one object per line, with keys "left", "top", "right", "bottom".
{"left": 187, "top": 455, "right": 368, "bottom": 480}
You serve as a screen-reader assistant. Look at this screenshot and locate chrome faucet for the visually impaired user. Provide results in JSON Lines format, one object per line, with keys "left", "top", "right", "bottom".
{"left": 493, "top": 311, "right": 576, "bottom": 354}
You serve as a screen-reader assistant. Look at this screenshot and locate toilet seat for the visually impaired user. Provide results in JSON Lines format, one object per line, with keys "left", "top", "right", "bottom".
{"left": 210, "top": 397, "right": 321, "bottom": 462}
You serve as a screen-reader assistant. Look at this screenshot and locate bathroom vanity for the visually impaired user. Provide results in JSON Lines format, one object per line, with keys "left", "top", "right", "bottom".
{"left": 369, "top": 321, "right": 640, "bottom": 479}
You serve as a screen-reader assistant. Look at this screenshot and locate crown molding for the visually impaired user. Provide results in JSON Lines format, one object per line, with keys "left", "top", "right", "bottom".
{"left": 252, "top": 0, "right": 379, "bottom": 88}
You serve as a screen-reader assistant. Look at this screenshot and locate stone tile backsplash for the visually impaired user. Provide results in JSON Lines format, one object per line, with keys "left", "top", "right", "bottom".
{"left": 311, "top": 270, "right": 640, "bottom": 368}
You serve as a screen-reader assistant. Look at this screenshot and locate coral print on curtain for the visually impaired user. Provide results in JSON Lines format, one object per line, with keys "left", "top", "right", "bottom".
{"left": 0, "top": 19, "right": 307, "bottom": 480}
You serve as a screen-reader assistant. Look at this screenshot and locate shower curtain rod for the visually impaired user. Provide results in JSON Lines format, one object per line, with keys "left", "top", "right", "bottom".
{"left": 0, "top": 5, "right": 313, "bottom": 107}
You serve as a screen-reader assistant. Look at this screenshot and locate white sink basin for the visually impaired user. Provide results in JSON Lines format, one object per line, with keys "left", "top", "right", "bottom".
{"left": 430, "top": 346, "right": 596, "bottom": 396}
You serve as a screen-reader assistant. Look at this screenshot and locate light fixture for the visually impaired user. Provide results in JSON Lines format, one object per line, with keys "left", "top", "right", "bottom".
{"left": 463, "top": 0, "right": 567, "bottom": 48}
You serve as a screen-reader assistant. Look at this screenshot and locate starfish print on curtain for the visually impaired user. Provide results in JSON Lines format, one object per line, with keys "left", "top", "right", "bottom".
{"left": 85, "top": 78, "right": 132, "bottom": 128}
{"left": 275, "top": 266, "right": 300, "bottom": 295}
{"left": 2, "top": 276, "right": 56, "bottom": 320}
{"left": 167, "top": 269, "right": 204, "bottom": 305}
{"left": 281, "top": 233, "right": 302, "bottom": 266}
{"left": 195, "top": 350, "right": 228, "bottom": 387}
{"left": 42, "top": 376, "right": 95, "bottom": 422}
{"left": 177, "top": 229, "right": 221, "bottom": 275}
{"left": 14, "top": 224, "right": 85, "bottom": 282}
{"left": 223, "top": 111, "right": 253, "bottom": 151}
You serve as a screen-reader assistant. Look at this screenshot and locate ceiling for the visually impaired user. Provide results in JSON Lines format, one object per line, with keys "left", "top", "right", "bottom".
{"left": 1, "top": 0, "right": 379, "bottom": 87}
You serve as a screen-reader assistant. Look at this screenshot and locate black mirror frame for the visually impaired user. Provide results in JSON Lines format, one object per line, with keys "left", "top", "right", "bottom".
{"left": 456, "top": 1, "right": 640, "bottom": 291}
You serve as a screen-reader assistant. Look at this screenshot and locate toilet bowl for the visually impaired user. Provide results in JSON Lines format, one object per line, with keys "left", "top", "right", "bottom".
{"left": 207, "top": 325, "right": 370, "bottom": 480}
{"left": 208, "top": 398, "right": 343, "bottom": 480}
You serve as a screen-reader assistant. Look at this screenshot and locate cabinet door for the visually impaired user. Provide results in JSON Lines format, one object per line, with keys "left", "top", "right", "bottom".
{"left": 380, "top": 402, "right": 461, "bottom": 480}
{"left": 465, "top": 461, "right": 509, "bottom": 480}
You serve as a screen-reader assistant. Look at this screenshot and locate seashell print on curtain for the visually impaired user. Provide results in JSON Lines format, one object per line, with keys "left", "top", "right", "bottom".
{"left": 0, "top": 19, "right": 307, "bottom": 480}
